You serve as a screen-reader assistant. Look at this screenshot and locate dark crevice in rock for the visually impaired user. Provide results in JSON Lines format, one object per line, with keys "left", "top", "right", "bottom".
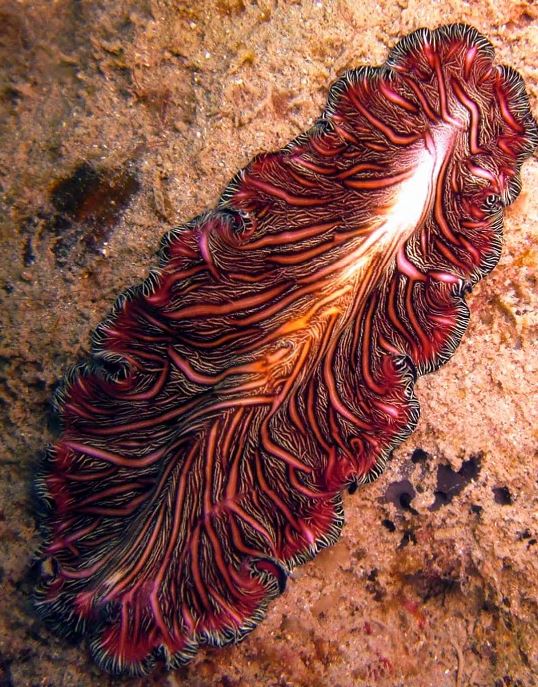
{"left": 429, "top": 453, "right": 482, "bottom": 511}
{"left": 493, "top": 486, "right": 512, "bottom": 506}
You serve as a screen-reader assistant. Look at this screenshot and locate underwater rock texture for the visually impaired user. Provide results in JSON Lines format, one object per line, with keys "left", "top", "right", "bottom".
{"left": 0, "top": 1, "right": 537, "bottom": 686}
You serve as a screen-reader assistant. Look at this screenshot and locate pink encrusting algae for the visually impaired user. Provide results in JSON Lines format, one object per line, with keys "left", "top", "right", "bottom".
{"left": 34, "top": 24, "right": 537, "bottom": 675}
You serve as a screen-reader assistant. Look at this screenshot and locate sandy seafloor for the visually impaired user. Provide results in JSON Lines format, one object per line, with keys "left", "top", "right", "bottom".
{"left": 0, "top": 1, "right": 537, "bottom": 685}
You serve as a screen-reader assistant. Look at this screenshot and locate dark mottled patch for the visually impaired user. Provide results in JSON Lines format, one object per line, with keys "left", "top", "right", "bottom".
{"left": 47, "top": 161, "right": 140, "bottom": 265}
{"left": 399, "top": 529, "right": 416, "bottom": 548}
{"left": 429, "top": 453, "right": 482, "bottom": 511}
{"left": 493, "top": 486, "right": 512, "bottom": 505}
{"left": 384, "top": 479, "right": 418, "bottom": 514}
{"left": 23, "top": 236, "right": 36, "bottom": 266}
{"left": 0, "top": 656, "right": 14, "bottom": 687}
{"left": 516, "top": 529, "right": 536, "bottom": 548}
{"left": 382, "top": 518, "right": 396, "bottom": 532}
{"left": 403, "top": 571, "right": 458, "bottom": 602}
{"left": 411, "top": 447, "right": 429, "bottom": 463}
{"left": 365, "top": 568, "right": 385, "bottom": 601}
{"left": 220, "top": 676, "right": 239, "bottom": 687}
{"left": 495, "top": 677, "right": 525, "bottom": 687}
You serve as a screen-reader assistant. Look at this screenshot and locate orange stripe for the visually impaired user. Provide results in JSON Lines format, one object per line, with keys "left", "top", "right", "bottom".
{"left": 164, "top": 283, "right": 289, "bottom": 320}
{"left": 242, "top": 221, "right": 337, "bottom": 250}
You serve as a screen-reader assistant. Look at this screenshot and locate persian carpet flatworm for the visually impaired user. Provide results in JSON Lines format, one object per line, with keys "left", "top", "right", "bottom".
{"left": 34, "top": 24, "right": 537, "bottom": 675}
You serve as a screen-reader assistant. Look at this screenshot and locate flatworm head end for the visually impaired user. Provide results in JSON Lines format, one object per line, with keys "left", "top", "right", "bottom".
{"left": 387, "top": 24, "right": 537, "bottom": 209}
{"left": 34, "top": 24, "right": 537, "bottom": 676}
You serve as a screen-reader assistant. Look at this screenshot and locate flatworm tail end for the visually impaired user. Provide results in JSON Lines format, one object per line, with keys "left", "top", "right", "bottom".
{"left": 34, "top": 24, "right": 537, "bottom": 675}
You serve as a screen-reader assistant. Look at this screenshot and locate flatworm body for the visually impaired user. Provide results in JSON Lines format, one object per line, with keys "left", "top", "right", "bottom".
{"left": 35, "top": 25, "right": 537, "bottom": 675}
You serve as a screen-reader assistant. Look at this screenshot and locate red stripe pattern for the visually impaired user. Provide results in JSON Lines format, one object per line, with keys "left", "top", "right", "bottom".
{"left": 35, "top": 24, "right": 537, "bottom": 675}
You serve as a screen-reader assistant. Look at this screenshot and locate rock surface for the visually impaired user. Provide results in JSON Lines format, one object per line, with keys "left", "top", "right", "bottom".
{"left": 0, "top": 1, "right": 536, "bottom": 685}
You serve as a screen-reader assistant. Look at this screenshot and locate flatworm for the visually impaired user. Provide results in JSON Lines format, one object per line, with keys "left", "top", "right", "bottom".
{"left": 34, "top": 24, "right": 537, "bottom": 675}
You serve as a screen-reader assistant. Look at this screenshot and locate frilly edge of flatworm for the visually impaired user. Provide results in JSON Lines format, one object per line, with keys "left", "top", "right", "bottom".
{"left": 34, "top": 23, "right": 537, "bottom": 676}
